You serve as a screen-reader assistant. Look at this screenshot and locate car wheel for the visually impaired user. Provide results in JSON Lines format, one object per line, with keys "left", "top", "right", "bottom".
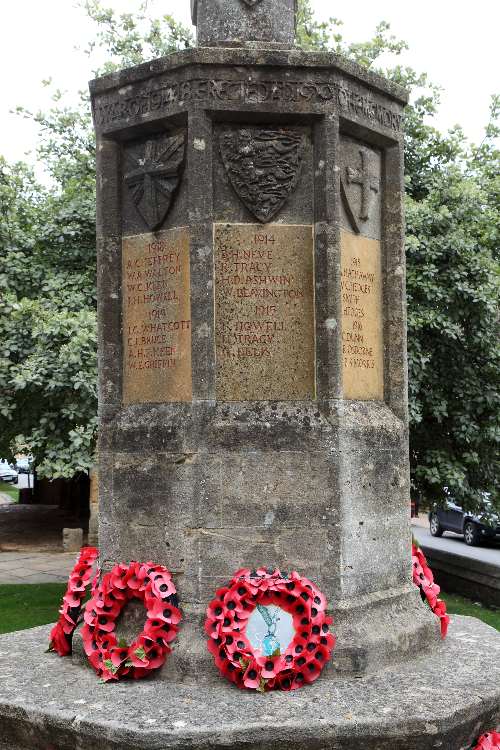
{"left": 464, "top": 521, "right": 480, "bottom": 546}
{"left": 430, "top": 514, "right": 444, "bottom": 537}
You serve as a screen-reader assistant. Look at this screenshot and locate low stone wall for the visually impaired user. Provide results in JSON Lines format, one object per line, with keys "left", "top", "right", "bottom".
{"left": 421, "top": 545, "right": 500, "bottom": 608}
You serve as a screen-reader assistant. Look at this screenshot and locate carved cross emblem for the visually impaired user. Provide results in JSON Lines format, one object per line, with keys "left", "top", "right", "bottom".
{"left": 220, "top": 127, "right": 305, "bottom": 223}
{"left": 124, "top": 133, "right": 185, "bottom": 232}
{"left": 341, "top": 148, "right": 379, "bottom": 233}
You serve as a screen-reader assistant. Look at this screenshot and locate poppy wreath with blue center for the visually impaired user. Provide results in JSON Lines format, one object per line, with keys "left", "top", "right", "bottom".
{"left": 205, "top": 567, "right": 335, "bottom": 691}
{"left": 81, "top": 561, "right": 181, "bottom": 682}
{"left": 48, "top": 546, "right": 99, "bottom": 657}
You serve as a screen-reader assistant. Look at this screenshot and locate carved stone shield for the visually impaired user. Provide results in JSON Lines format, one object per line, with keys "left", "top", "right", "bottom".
{"left": 124, "top": 132, "right": 185, "bottom": 231}
{"left": 220, "top": 127, "right": 305, "bottom": 223}
{"left": 340, "top": 145, "right": 380, "bottom": 236}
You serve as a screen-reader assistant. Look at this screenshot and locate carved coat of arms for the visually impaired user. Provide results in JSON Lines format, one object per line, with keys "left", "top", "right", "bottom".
{"left": 220, "top": 127, "right": 305, "bottom": 223}
{"left": 124, "top": 132, "right": 185, "bottom": 231}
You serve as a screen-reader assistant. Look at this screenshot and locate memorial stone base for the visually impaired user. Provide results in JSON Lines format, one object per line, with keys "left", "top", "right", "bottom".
{"left": 0, "top": 616, "right": 499, "bottom": 750}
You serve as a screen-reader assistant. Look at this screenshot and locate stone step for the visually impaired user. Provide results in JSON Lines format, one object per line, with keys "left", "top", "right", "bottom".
{"left": 0, "top": 615, "right": 498, "bottom": 750}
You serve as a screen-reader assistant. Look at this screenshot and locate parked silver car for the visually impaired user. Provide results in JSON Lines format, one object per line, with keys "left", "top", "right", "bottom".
{"left": 0, "top": 461, "right": 18, "bottom": 484}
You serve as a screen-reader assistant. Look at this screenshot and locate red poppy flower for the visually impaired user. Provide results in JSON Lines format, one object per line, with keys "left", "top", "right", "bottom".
{"left": 204, "top": 616, "right": 221, "bottom": 640}
{"left": 144, "top": 619, "right": 177, "bottom": 644}
{"left": 48, "top": 546, "right": 99, "bottom": 657}
{"left": 206, "top": 599, "right": 226, "bottom": 621}
{"left": 302, "top": 658, "right": 321, "bottom": 683}
{"left": 149, "top": 572, "right": 175, "bottom": 599}
{"left": 48, "top": 622, "right": 71, "bottom": 656}
{"left": 256, "top": 655, "right": 285, "bottom": 680}
{"left": 274, "top": 671, "right": 294, "bottom": 691}
{"left": 412, "top": 544, "right": 449, "bottom": 639}
{"left": 141, "top": 645, "right": 167, "bottom": 670}
{"left": 110, "top": 647, "right": 130, "bottom": 668}
{"left": 146, "top": 598, "right": 182, "bottom": 625}
{"left": 62, "top": 590, "right": 81, "bottom": 609}
{"left": 109, "top": 563, "right": 131, "bottom": 590}
{"left": 243, "top": 661, "right": 261, "bottom": 690}
{"left": 82, "top": 625, "right": 96, "bottom": 652}
{"left": 474, "top": 731, "right": 500, "bottom": 750}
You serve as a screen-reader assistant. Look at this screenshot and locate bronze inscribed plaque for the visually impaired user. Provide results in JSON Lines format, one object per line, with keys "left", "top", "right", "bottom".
{"left": 122, "top": 227, "right": 192, "bottom": 404}
{"left": 214, "top": 223, "right": 315, "bottom": 401}
{"left": 341, "top": 229, "right": 383, "bottom": 400}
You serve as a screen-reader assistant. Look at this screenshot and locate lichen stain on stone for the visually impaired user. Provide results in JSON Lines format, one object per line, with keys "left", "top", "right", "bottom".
{"left": 174, "top": 453, "right": 195, "bottom": 465}
{"left": 196, "top": 322, "right": 211, "bottom": 339}
{"left": 264, "top": 511, "right": 275, "bottom": 526}
{"left": 196, "top": 245, "right": 211, "bottom": 259}
{"left": 193, "top": 138, "right": 206, "bottom": 151}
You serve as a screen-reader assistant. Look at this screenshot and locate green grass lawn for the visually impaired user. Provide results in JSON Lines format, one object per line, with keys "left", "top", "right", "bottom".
{"left": 0, "top": 584, "right": 498, "bottom": 636}
{"left": 0, "top": 584, "right": 65, "bottom": 634}
{"left": 0, "top": 480, "right": 19, "bottom": 502}
{"left": 442, "top": 591, "right": 500, "bottom": 631}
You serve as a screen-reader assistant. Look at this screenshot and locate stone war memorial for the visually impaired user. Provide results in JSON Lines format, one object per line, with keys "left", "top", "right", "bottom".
{"left": 0, "top": 0, "right": 499, "bottom": 748}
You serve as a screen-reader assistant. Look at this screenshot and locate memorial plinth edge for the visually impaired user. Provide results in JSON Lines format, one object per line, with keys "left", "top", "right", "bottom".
{"left": 0, "top": 617, "right": 499, "bottom": 750}
{"left": 88, "top": 46, "right": 409, "bottom": 105}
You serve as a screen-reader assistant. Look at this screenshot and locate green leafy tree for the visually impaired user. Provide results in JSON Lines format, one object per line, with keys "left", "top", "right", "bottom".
{"left": 0, "top": 152, "right": 97, "bottom": 478}
{"left": 406, "top": 99, "right": 499, "bottom": 509}
{"left": 0, "top": 0, "right": 497, "bottom": 512}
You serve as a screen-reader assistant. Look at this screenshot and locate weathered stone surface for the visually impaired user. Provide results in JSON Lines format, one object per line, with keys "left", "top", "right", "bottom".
{"left": 89, "top": 3, "right": 432, "bottom": 682}
{"left": 193, "top": 0, "right": 296, "bottom": 48}
{"left": 62, "top": 527, "right": 83, "bottom": 552}
{"left": 340, "top": 137, "right": 381, "bottom": 240}
{"left": 122, "top": 227, "right": 192, "bottom": 404}
{"left": 1, "top": 616, "right": 499, "bottom": 749}
{"left": 214, "top": 223, "right": 315, "bottom": 400}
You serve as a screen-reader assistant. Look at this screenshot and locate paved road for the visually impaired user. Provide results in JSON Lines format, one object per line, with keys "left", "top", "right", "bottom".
{"left": 413, "top": 525, "right": 500, "bottom": 566}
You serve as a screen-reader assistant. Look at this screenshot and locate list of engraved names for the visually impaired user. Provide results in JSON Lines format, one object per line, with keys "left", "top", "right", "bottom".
{"left": 341, "top": 229, "right": 383, "bottom": 400}
{"left": 122, "top": 228, "right": 192, "bottom": 403}
{"left": 214, "top": 223, "right": 315, "bottom": 401}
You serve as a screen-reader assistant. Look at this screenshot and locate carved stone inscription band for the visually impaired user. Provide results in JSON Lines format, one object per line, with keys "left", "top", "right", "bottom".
{"left": 94, "top": 78, "right": 403, "bottom": 134}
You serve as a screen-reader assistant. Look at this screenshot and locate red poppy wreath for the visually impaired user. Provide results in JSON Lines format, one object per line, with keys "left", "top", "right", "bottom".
{"left": 81, "top": 561, "right": 181, "bottom": 682}
{"left": 411, "top": 543, "right": 449, "bottom": 638}
{"left": 205, "top": 567, "right": 335, "bottom": 691}
{"left": 48, "top": 546, "right": 99, "bottom": 656}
